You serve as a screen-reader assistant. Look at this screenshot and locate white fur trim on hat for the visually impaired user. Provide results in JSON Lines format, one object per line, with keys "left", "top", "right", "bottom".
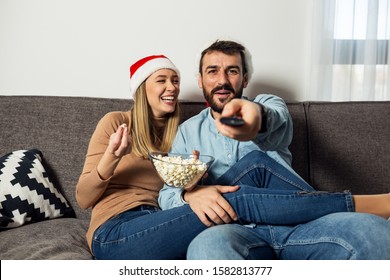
{"left": 129, "top": 55, "right": 180, "bottom": 97}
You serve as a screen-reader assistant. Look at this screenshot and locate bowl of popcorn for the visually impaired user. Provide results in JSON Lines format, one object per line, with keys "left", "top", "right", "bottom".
{"left": 149, "top": 151, "right": 214, "bottom": 191}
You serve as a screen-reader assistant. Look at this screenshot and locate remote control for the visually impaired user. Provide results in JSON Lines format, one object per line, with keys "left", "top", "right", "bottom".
{"left": 220, "top": 117, "right": 245, "bottom": 127}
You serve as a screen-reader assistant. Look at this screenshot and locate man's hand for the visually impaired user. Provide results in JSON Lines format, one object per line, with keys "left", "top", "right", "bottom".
{"left": 184, "top": 185, "right": 240, "bottom": 227}
{"left": 216, "top": 99, "right": 262, "bottom": 141}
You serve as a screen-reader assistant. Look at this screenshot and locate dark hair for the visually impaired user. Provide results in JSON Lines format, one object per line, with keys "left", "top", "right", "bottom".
{"left": 198, "top": 40, "right": 248, "bottom": 76}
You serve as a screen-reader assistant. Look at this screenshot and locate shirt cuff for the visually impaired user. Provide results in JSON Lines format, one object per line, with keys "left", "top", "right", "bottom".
{"left": 180, "top": 189, "right": 189, "bottom": 205}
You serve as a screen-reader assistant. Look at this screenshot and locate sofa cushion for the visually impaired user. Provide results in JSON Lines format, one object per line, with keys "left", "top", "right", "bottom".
{"left": 0, "top": 149, "right": 74, "bottom": 229}
{"left": 287, "top": 102, "right": 309, "bottom": 182}
{"left": 305, "top": 101, "right": 390, "bottom": 194}
{"left": 0, "top": 217, "right": 92, "bottom": 259}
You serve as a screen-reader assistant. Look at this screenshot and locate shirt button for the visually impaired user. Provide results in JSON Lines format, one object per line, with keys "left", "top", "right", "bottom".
{"left": 227, "top": 154, "right": 232, "bottom": 159}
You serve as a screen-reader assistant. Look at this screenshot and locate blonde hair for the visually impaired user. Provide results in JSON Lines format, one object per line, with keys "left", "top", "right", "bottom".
{"left": 131, "top": 82, "right": 180, "bottom": 158}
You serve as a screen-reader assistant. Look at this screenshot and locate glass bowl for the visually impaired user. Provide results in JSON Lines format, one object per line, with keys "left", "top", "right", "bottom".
{"left": 149, "top": 151, "right": 214, "bottom": 191}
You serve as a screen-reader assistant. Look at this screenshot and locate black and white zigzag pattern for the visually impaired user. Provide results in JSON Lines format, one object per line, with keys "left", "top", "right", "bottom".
{"left": 0, "top": 149, "right": 73, "bottom": 229}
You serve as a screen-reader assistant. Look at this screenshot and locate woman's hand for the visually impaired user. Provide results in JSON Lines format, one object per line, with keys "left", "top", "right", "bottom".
{"left": 184, "top": 185, "right": 240, "bottom": 227}
{"left": 191, "top": 150, "right": 208, "bottom": 179}
{"left": 96, "top": 124, "right": 131, "bottom": 180}
{"left": 108, "top": 124, "right": 131, "bottom": 157}
{"left": 192, "top": 149, "right": 200, "bottom": 160}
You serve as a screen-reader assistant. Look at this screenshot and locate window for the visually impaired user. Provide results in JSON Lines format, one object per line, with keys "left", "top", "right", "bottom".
{"left": 310, "top": 0, "right": 390, "bottom": 101}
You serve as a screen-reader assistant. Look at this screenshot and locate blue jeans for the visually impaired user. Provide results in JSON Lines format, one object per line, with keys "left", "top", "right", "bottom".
{"left": 187, "top": 151, "right": 390, "bottom": 260}
{"left": 186, "top": 213, "right": 390, "bottom": 260}
{"left": 92, "top": 151, "right": 389, "bottom": 259}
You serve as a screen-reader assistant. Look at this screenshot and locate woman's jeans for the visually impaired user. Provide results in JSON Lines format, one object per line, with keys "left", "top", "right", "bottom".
{"left": 92, "top": 151, "right": 390, "bottom": 259}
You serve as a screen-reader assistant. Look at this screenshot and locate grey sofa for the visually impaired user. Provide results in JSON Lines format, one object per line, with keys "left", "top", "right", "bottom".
{"left": 0, "top": 95, "right": 389, "bottom": 260}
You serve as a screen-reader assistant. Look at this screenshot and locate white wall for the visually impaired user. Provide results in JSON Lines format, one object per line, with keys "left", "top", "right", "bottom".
{"left": 0, "top": 0, "right": 312, "bottom": 102}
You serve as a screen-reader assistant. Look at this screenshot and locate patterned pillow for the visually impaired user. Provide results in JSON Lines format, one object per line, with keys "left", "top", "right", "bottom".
{"left": 0, "top": 149, "right": 74, "bottom": 230}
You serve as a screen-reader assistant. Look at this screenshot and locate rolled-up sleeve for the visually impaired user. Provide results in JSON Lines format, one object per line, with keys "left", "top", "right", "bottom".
{"left": 158, "top": 184, "right": 187, "bottom": 210}
{"left": 252, "top": 94, "right": 293, "bottom": 154}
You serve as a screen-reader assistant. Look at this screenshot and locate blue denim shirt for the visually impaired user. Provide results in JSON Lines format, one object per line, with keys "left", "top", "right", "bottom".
{"left": 158, "top": 94, "right": 298, "bottom": 210}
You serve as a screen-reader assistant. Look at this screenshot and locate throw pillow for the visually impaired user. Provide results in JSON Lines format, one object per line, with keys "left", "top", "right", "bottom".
{"left": 0, "top": 149, "right": 74, "bottom": 230}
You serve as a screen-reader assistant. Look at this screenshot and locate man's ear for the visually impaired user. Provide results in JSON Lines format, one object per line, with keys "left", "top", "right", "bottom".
{"left": 243, "top": 73, "right": 249, "bottom": 88}
{"left": 197, "top": 74, "right": 203, "bottom": 89}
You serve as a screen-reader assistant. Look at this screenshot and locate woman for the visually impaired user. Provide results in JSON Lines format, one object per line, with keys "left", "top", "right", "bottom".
{"left": 76, "top": 54, "right": 389, "bottom": 260}
{"left": 76, "top": 54, "right": 189, "bottom": 259}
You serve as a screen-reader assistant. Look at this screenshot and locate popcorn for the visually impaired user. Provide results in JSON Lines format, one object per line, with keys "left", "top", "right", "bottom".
{"left": 151, "top": 154, "right": 207, "bottom": 187}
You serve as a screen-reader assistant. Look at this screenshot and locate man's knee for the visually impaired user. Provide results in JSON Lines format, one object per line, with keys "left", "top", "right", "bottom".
{"left": 305, "top": 213, "right": 390, "bottom": 259}
{"left": 187, "top": 225, "right": 241, "bottom": 259}
{"left": 187, "top": 224, "right": 273, "bottom": 260}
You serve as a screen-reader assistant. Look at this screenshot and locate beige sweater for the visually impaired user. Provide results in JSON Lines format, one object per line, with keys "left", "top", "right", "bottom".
{"left": 75, "top": 111, "right": 164, "bottom": 251}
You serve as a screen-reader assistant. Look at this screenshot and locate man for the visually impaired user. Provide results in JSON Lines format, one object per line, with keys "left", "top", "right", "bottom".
{"left": 159, "top": 40, "right": 390, "bottom": 259}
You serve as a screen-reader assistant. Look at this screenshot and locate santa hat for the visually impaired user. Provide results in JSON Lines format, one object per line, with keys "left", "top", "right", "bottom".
{"left": 129, "top": 54, "right": 180, "bottom": 97}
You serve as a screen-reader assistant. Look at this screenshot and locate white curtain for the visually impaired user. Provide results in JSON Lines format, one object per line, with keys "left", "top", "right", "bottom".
{"left": 310, "top": 0, "right": 390, "bottom": 101}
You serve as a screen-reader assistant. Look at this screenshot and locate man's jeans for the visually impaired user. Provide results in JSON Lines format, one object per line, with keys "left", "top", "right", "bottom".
{"left": 187, "top": 151, "right": 390, "bottom": 259}
{"left": 187, "top": 213, "right": 390, "bottom": 259}
{"left": 92, "top": 151, "right": 390, "bottom": 259}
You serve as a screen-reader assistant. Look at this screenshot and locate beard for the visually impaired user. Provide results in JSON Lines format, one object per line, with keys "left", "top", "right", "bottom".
{"left": 203, "top": 84, "right": 244, "bottom": 113}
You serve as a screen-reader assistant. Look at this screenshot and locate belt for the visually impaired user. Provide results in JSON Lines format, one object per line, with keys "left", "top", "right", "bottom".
{"left": 131, "top": 205, "right": 159, "bottom": 211}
